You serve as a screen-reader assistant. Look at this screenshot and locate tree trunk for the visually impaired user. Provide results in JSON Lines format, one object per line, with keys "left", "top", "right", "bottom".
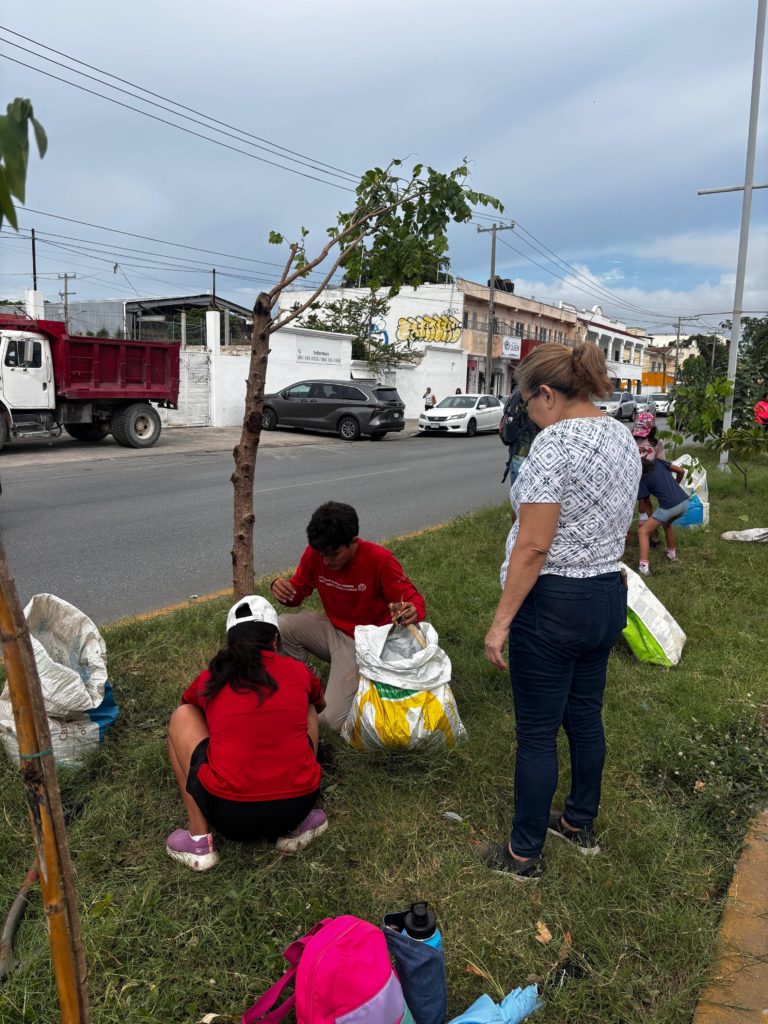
{"left": 231, "top": 293, "right": 273, "bottom": 599}
{"left": 0, "top": 537, "right": 89, "bottom": 1022}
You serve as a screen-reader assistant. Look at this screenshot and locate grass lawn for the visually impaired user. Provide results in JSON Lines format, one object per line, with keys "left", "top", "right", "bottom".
{"left": 1, "top": 452, "right": 767, "bottom": 1024}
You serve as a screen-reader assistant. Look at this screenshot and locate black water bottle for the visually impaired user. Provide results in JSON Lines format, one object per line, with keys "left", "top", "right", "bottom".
{"left": 402, "top": 901, "right": 442, "bottom": 949}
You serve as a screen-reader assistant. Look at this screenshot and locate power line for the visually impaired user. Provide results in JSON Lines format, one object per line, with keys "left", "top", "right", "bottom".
{"left": 13, "top": 207, "right": 329, "bottom": 275}
{"left": 0, "top": 24, "right": 359, "bottom": 181}
{"left": 0, "top": 52, "right": 355, "bottom": 193}
{"left": 0, "top": 32, "right": 358, "bottom": 186}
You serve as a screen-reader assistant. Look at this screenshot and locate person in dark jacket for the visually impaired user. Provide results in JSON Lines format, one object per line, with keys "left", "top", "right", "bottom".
{"left": 500, "top": 385, "right": 540, "bottom": 487}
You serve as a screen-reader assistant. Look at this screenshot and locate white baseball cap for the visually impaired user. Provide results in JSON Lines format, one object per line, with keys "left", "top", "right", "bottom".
{"left": 226, "top": 595, "right": 280, "bottom": 634}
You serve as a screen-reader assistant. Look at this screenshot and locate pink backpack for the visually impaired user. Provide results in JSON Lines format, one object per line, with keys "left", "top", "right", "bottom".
{"left": 242, "top": 916, "right": 407, "bottom": 1024}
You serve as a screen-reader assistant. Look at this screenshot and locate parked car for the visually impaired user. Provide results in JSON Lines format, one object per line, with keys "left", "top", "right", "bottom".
{"left": 635, "top": 394, "right": 657, "bottom": 417}
{"left": 650, "top": 392, "right": 674, "bottom": 416}
{"left": 418, "top": 393, "right": 503, "bottom": 436}
{"left": 595, "top": 391, "right": 636, "bottom": 421}
{"left": 261, "top": 379, "right": 405, "bottom": 440}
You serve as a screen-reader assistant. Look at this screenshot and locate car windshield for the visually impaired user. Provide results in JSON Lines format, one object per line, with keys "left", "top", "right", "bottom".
{"left": 651, "top": 394, "right": 667, "bottom": 402}
{"left": 435, "top": 396, "right": 476, "bottom": 409}
{"left": 610, "top": 392, "right": 624, "bottom": 401}
{"left": 374, "top": 388, "right": 402, "bottom": 404}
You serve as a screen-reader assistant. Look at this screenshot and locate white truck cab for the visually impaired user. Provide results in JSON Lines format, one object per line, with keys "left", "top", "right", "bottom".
{"left": 0, "top": 331, "right": 55, "bottom": 411}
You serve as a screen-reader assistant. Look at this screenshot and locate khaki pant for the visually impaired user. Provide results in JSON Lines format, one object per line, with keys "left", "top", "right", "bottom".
{"left": 278, "top": 611, "right": 359, "bottom": 734}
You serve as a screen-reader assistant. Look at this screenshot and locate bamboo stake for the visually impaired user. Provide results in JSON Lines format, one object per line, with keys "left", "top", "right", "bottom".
{"left": 0, "top": 537, "right": 89, "bottom": 1022}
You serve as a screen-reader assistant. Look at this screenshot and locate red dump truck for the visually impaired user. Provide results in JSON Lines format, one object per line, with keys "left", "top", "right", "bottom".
{"left": 0, "top": 315, "right": 180, "bottom": 449}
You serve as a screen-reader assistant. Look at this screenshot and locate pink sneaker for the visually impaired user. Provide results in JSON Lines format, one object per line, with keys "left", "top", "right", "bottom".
{"left": 165, "top": 829, "right": 219, "bottom": 871}
{"left": 276, "top": 809, "right": 328, "bottom": 854}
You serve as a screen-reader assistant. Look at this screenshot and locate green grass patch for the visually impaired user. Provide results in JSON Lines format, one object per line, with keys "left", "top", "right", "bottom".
{"left": 1, "top": 451, "right": 767, "bottom": 1023}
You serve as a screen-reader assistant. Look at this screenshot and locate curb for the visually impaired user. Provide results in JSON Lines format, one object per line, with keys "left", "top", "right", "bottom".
{"left": 692, "top": 808, "right": 768, "bottom": 1023}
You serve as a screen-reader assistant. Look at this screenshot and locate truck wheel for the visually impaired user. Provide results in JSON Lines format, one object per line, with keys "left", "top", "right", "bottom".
{"left": 113, "top": 403, "right": 161, "bottom": 448}
{"left": 262, "top": 407, "right": 277, "bottom": 431}
{"left": 65, "top": 424, "right": 110, "bottom": 442}
{"left": 337, "top": 416, "right": 360, "bottom": 441}
{"left": 0, "top": 418, "right": 8, "bottom": 452}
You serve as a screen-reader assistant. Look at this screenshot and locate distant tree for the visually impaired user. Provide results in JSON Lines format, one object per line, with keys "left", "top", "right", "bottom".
{"left": 0, "top": 98, "right": 47, "bottom": 230}
{"left": 231, "top": 159, "right": 501, "bottom": 597}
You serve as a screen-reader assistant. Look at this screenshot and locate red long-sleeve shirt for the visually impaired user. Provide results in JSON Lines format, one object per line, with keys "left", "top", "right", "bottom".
{"left": 181, "top": 654, "right": 323, "bottom": 801}
{"left": 283, "top": 539, "right": 426, "bottom": 637}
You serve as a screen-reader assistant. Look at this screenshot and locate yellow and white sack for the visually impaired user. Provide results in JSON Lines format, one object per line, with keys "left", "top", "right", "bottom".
{"left": 341, "top": 622, "right": 467, "bottom": 751}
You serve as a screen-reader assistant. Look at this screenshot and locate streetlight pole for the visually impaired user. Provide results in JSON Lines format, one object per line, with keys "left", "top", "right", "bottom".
{"left": 698, "top": 0, "right": 766, "bottom": 470}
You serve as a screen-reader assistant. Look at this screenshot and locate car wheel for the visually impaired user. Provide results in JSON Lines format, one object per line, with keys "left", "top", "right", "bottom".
{"left": 112, "top": 403, "right": 161, "bottom": 448}
{"left": 65, "top": 423, "right": 110, "bottom": 442}
{"left": 466, "top": 418, "right": 477, "bottom": 437}
{"left": 630, "top": 409, "right": 637, "bottom": 422}
{"left": 262, "top": 407, "right": 277, "bottom": 430}
{"left": 337, "top": 416, "right": 360, "bottom": 441}
{"left": 369, "top": 432, "right": 386, "bottom": 441}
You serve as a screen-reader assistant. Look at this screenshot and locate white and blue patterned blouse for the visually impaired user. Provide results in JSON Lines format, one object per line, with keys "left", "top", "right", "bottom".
{"left": 500, "top": 415, "right": 641, "bottom": 585}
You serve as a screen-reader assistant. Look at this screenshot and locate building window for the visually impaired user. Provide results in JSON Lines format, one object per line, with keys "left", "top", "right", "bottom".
{"left": 471, "top": 311, "right": 478, "bottom": 328}
{"left": 463, "top": 312, "right": 469, "bottom": 328}
{"left": 515, "top": 321, "right": 524, "bottom": 336}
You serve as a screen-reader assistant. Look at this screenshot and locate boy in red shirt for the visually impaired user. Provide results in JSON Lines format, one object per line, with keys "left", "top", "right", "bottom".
{"left": 166, "top": 595, "right": 328, "bottom": 871}
{"left": 270, "top": 502, "right": 426, "bottom": 733}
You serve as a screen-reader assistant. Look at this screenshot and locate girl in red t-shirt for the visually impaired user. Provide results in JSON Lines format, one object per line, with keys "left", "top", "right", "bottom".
{"left": 166, "top": 595, "right": 328, "bottom": 871}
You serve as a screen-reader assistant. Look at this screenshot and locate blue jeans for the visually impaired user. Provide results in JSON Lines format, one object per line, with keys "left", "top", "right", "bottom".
{"left": 508, "top": 572, "right": 627, "bottom": 857}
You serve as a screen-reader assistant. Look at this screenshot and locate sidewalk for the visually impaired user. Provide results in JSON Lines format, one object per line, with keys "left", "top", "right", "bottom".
{"left": 693, "top": 809, "right": 768, "bottom": 1023}
{"left": 0, "top": 421, "right": 422, "bottom": 469}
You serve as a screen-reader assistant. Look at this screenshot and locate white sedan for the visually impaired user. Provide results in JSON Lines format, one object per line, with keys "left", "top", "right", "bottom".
{"left": 418, "top": 394, "right": 503, "bottom": 436}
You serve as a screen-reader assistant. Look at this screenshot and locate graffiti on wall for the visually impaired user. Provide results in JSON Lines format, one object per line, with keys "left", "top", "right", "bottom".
{"left": 396, "top": 312, "right": 461, "bottom": 344}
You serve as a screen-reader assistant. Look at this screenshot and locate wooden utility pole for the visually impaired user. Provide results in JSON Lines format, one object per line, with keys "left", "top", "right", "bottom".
{"left": 0, "top": 537, "right": 89, "bottom": 1022}
{"left": 476, "top": 223, "right": 515, "bottom": 395}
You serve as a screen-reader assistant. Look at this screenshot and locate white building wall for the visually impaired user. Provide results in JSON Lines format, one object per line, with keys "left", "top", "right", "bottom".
{"left": 384, "top": 347, "right": 468, "bottom": 419}
{"left": 211, "top": 326, "right": 353, "bottom": 427}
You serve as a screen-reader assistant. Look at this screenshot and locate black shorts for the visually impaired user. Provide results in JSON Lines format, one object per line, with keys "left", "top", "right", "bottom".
{"left": 185, "top": 739, "right": 319, "bottom": 842}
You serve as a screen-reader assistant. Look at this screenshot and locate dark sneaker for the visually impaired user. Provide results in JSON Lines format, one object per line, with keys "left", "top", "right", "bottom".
{"left": 165, "top": 829, "right": 219, "bottom": 871}
{"left": 276, "top": 808, "right": 328, "bottom": 854}
{"left": 547, "top": 811, "right": 601, "bottom": 855}
{"left": 474, "top": 842, "right": 542, "bottom": 880}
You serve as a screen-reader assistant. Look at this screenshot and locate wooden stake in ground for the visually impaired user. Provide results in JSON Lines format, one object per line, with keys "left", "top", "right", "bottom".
{"left": 0, "top": 537, "right": 89, "bottom": 1023}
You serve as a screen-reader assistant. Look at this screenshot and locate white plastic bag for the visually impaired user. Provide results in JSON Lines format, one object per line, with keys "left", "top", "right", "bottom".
{"left": 674, "top": 454, "right": 709, "bottom": 526}
{"left": 620, "top": 563, "right": 686, "bottom": 667}
{"left": 342, "top": 622, "right": 467, "bottom": 751}
{"left": 0, "top": 594, "right": 118, "bottom": 765}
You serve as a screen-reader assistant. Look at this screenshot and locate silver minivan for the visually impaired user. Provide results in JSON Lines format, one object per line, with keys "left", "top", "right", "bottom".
{"left": 262, "top": 379, "right": 406, "bottom": 440}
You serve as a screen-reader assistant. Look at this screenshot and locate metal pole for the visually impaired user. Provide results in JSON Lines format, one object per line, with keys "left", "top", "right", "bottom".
{"left": 477, "top": 222, "right": 515, "bottom": 395}
{"left": 31, "top": 228, "right": 37, "bottom": 290}
{"left": 486, "top": 228, "right": 497, "bottom": 394}
{"left": 674, "top": 317, "right": 681, "bottom": 383}
{"left": 720, "top": 0, "right": 766, "bottom": 469}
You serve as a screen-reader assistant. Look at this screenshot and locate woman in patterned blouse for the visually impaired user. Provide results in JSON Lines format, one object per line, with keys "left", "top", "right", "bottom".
{"left": 478, "top": 343, "right": 641, "bottom": 879}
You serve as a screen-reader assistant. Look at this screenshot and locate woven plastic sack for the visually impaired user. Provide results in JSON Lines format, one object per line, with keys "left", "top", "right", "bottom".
{"left": 676, "top": 494, "right": 706, "bottom": 528}
{"left": 0, "top": 593, "right": 119, "bottom": 766}
{"left": 620, "top": 564, "right": 686, "bottom": 667}
{"left": 721, "top": 528, "right": 768, "bottom": 543}
{"left": 674, "top": 454, "right": 709, "bottom": 527}
{"left": 341, "top": 623, "right": 466, "bottom": 751}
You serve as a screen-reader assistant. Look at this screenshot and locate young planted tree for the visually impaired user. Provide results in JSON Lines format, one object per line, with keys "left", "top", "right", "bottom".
{"left": 231, "top": 160, "right": 501, "bottom": 597}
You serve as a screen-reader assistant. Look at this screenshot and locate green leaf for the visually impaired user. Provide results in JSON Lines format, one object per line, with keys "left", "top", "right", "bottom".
{"left": 31, "top": 117, "right": 47, "bottom": 157}
{"left": 0, "top": 170, "right": 19, "bottom": 229}
{"left": 268, "top": 231, "right": 285, "bottom": 246}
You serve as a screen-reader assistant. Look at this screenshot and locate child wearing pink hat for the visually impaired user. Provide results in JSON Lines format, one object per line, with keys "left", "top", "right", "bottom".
{"left": 632, "top": 412, "right": 665, "bottom": 544}
{"left": 636, "top": 448, "right": 689, "bottom": 575}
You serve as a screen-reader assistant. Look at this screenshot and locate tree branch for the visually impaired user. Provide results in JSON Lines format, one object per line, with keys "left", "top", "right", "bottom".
{"left": 278, "top": 242, "right": 299, "bottom": 289}
{"left": 270, "top": 236, "right": 366, "bottom": 333}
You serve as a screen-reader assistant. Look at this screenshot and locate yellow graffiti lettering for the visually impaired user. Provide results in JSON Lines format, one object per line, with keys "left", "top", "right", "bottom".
{"left": 396, "top": 313, "right": 461, "bottom": 344}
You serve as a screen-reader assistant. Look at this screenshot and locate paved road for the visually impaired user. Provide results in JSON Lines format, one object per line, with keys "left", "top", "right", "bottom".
{"left": 0, "top": 428, "right": 509, "bottom": 624}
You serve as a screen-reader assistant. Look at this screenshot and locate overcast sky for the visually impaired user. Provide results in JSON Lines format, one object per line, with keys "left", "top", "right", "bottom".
{"left": 1, "top": 0, "right": 766, "bottom": 336}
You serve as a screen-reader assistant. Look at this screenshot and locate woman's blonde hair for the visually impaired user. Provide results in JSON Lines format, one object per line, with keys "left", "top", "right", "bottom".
{"left": 515, "top": 342, "right": 613, "bottom": 401}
